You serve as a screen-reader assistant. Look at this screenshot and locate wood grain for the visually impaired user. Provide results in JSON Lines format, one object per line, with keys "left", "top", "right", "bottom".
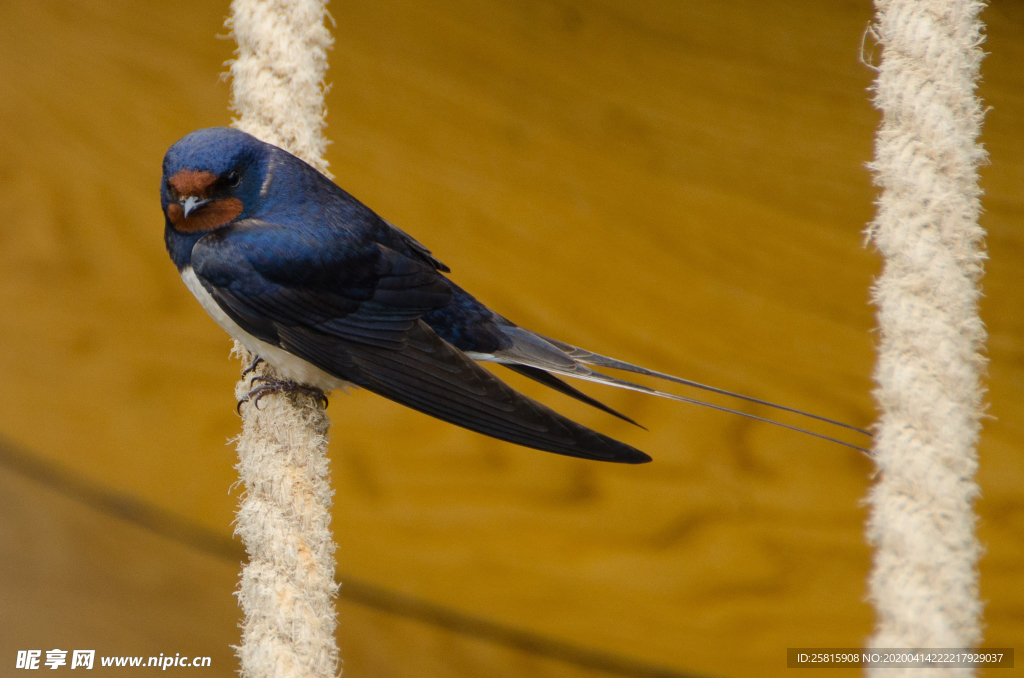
{"left": 0, "top": 0, "right": 1020, "bottom": 675}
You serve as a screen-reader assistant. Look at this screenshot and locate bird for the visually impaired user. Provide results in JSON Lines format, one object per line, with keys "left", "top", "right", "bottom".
{"left": 161, "top": 127, "right": 869, "bottom": 464}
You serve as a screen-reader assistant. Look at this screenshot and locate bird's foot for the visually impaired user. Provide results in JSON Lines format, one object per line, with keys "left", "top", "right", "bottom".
{"left": 240, "top": 356, "right": 265, "bottom": 378}
{"left": 237, "top": 375, "right": 328, "bottom": 412}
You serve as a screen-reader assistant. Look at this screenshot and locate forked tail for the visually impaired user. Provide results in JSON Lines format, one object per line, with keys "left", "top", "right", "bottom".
{"left": 487, "top": 326, "right": 872, "bottom": 452}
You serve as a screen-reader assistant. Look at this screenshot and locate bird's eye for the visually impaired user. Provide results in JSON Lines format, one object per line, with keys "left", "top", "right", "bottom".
{"left": 226, "top": 170, "right": 240, "bottom": 187}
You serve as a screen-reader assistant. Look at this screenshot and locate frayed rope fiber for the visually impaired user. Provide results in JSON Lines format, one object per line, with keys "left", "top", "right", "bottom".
{"left": 226, "top": 1, "right": 340, "bottom": 676}
{"left": 865, "top": 1, "right": 988, "bottom": 675}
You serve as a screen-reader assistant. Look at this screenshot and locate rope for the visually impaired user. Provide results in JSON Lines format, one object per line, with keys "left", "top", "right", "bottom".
{"left": 226, "top": 1, "right": 339, "bottom": 676}
{"left": 865, "top": 0, "right": 988, "bottom": 672}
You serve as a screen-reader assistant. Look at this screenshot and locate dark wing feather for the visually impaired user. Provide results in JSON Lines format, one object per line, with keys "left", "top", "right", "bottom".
{"left": 277, "top": 321, "right": 649, "bottom": 462}
{"left": 385, "top": 220, "right": 451, "bottom": 272}
{"left": 502, "top": 364, "right": 644, "bottom": 429}
{"left": 191, "top": 222, "right": 650, "bottom": 463}
{"left": 193, "top": 221, "right": 451, "bottom": 349}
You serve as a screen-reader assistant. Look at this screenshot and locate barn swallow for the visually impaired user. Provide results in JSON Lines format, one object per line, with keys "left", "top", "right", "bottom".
{"left": 162, "top": 127, "right": 868, "bottom": 463}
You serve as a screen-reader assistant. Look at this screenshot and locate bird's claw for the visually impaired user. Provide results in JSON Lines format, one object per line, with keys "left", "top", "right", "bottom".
{"left": 240, "top": 356, "right": 265, "bottom": 377}
{"left": 236, "top": 375, "right": 328, "bottom": 412}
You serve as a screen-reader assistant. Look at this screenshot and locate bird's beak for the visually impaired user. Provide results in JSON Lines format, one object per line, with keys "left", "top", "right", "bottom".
{"left": 180, "top": 196, "right": 210, "bottom": 218}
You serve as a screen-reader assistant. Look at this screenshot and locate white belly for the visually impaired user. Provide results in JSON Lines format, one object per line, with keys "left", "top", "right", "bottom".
{"left": 181, "top": 266, "right": 349, "bottom": 393}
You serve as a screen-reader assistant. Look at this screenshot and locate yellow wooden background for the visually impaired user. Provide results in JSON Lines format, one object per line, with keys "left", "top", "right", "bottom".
{"left": 1, "top": 1, "right": 1021, "bottom": 676}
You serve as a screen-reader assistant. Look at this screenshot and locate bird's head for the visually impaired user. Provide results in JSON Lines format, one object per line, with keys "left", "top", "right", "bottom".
{"left": 161, "top": 127, "right": 265, "bottom": 233}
